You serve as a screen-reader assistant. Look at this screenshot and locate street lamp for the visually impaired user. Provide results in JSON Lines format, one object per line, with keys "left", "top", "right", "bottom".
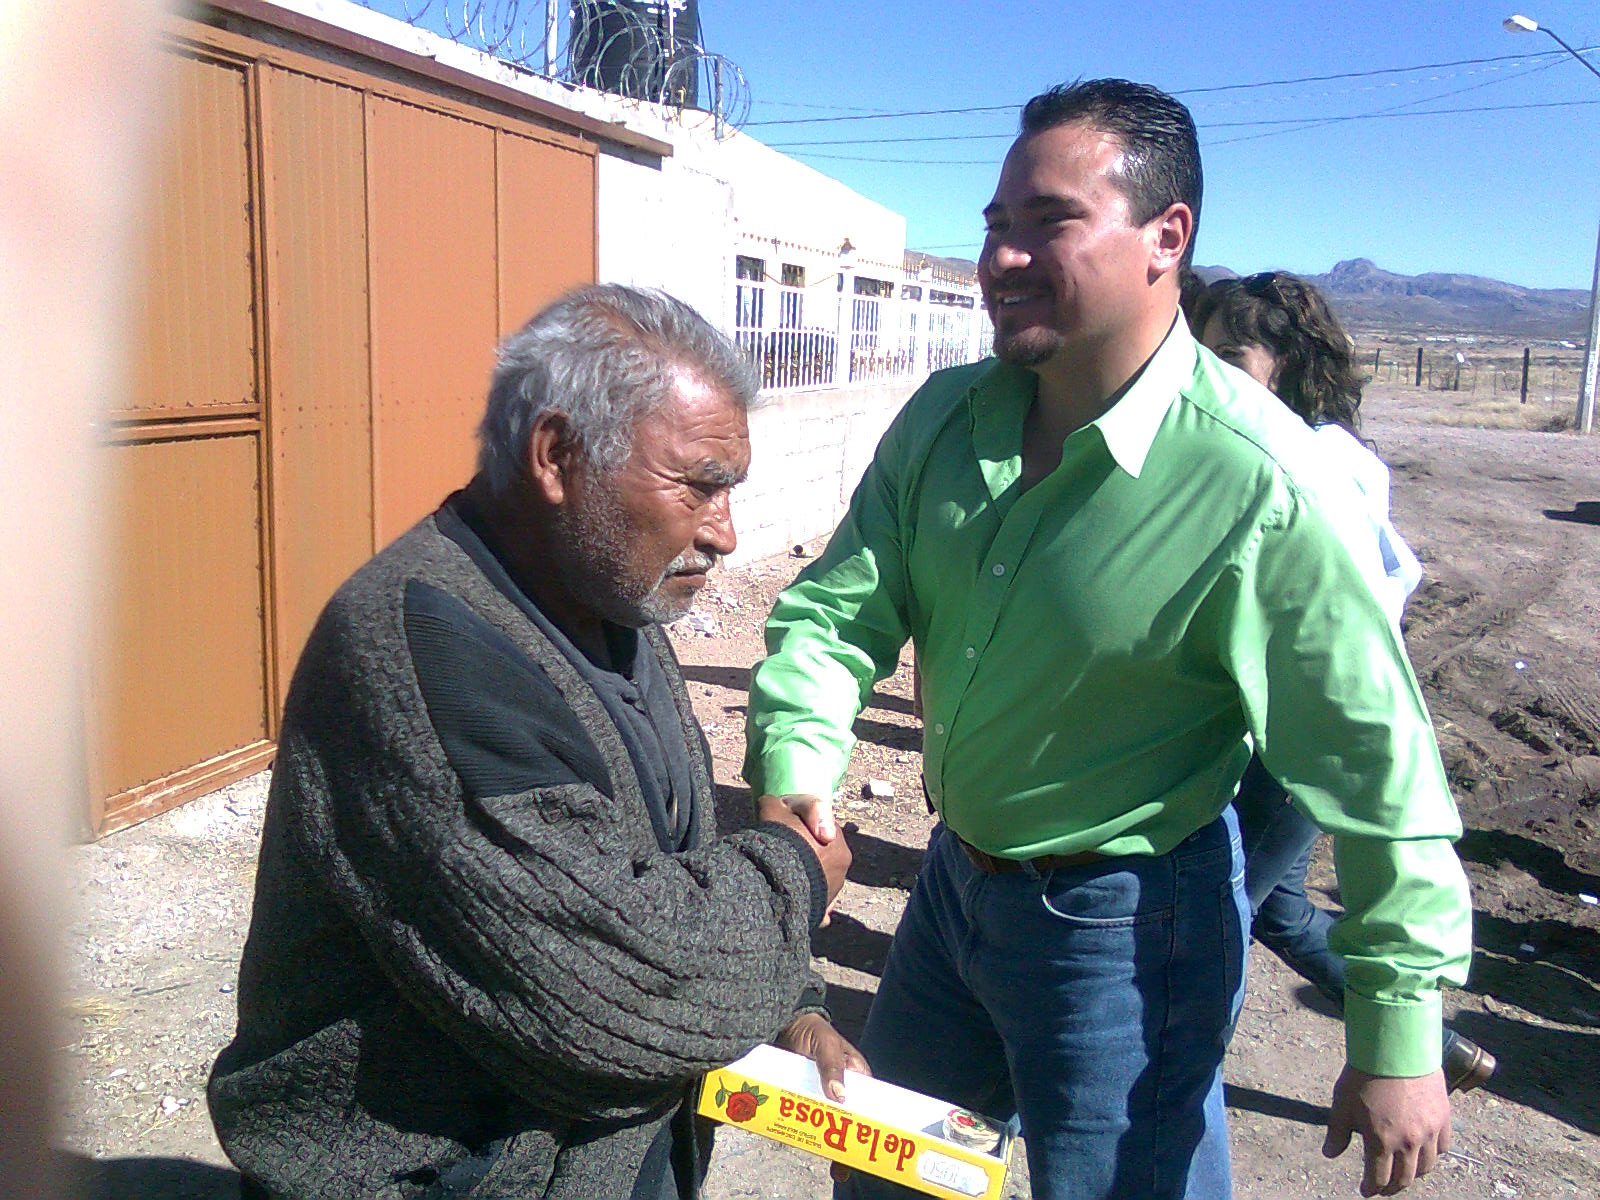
{"left": 1504, "top": 13, "right": 1600, "bottom": 433}
{"left": 1503, "top": 14, "right": 1600, "bottom": 81}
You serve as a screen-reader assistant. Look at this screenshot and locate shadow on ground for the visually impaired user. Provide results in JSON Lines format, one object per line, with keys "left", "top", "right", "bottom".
{"left": 1457, "top": 826, "right": 1600, "bottom": 897}
{"left": 1467, "top": 911, "right": 1599, "bottom": 1026}
{"left": 1544, "top": 500, "right": 1600, "bottom": 526}
{"left": 813, "top": 912, "right": 892, "bottom": 979}
{"left": 680, "top": 663, "right": 751, "bottom": 694}
{"left": 57, "top": 1152, "right": 239, "bottom": 1199}
{"left": 841, "top": 828, "right": 926, "bottom": 891}
{"left": 1222, "top": 1085, "right": 1328, "bottom": 1127}
{"left": 818, "top": 982, "right": 876, "bottom": 1045}
{"left": 1453, "top": 1008, "right": 1600, "bottom": 1135}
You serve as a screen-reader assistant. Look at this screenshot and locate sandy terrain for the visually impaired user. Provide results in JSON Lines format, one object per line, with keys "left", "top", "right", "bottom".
{"left": 56, "top": 382, "right": 1598, "bottom": 1198}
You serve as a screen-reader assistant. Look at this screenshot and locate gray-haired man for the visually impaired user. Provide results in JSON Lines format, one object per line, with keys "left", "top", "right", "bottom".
{"left": 209, "top": 285, "right": 857, "bottom": 1199}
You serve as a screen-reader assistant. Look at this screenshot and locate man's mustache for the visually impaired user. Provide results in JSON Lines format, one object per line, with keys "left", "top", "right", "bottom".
{"left": 667, "top": 551, "right": 719, "bottom": 575}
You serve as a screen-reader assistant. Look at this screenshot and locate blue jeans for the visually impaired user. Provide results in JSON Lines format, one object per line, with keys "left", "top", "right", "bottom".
{"left": 1233, "top": 759, "right": 1345, "bottom": 1002}
{"left": 839, "top": 816, "right": 1248, "bottom": 1200}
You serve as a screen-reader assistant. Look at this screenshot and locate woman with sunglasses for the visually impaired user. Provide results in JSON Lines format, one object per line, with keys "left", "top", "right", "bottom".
{"left": 1191, "top": 270, "right": 1497, "bottom": 1095}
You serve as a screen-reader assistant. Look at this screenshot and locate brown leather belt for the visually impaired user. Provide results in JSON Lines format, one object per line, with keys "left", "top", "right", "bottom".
{"left": 956, "top": 834, "right": 1107, "bottom": 875}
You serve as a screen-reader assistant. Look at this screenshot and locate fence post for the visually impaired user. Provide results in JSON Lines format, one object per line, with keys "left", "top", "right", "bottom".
{"left": 1521, "top": 347, "right": 1530, "bottom": 404}
{"left": 918, "top": 284, "right": 934, "bottom": 374}
{"left": 1415, "top": 347, "right": 1423, "bottom": 387}
{"left": 834, "top": 262, "right": 855, "bottom": 386}
{"left": 1373, "top": 348, "right": 1381, "bottom": 374}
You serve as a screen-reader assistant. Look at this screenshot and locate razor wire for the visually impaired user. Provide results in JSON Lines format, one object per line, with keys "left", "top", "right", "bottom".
{"left": 378, "top": 1, "right": 749, "bottom": 131}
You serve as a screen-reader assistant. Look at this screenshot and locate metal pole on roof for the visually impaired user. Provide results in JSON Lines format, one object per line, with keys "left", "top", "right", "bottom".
{"left": 544, "top": 0, "right": 557, "bottom": 77}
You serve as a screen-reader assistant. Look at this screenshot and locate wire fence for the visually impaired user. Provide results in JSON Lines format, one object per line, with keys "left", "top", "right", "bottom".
{"left": 363, "top": 1, "right": 751, "bottom": 130}
{"left": 1357, "top": 338, "right": 1587, "bottom": 403}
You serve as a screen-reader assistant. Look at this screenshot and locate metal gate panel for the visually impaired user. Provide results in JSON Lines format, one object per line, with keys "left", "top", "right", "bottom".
{"left": 260, "top": 66, "right": 374, "bottom": 717}
{"left": 367, "top": 97, "right": 498, "bottom": 545}
{"left": 88, "top": 434, "right": 270, "bottom": 809}
{"left": 496, "top": 131, "right": 597, "bottom": 335}
{"left": 125, "top": 53, "right": 257, "bottom": 417}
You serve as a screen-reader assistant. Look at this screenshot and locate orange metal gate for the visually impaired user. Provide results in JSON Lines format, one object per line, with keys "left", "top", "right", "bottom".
{"left": 87, "top": 5, "right": 627, "bottom": 835}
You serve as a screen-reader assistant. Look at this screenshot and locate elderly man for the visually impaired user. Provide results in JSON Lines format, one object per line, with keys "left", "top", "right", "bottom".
{"left": 210, "top": 285, "right": 856, "bottom": 1199}
{"left": 745, "top": 81, "right": 1470, "bottom": 1199}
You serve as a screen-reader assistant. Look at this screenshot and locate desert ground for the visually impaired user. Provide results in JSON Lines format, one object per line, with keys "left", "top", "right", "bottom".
{"left": 57, "top": 380, "right": 1598, "bottom": 1198}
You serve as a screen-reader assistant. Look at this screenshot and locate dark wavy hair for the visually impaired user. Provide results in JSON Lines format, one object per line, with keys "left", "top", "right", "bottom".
{"left": 1193, "top": 272, "right": 1363, "bottom": 435}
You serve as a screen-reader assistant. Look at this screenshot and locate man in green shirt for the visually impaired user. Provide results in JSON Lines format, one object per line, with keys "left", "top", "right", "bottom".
{"left": 744, "top": 80, "right": 1471, "bottom": 1199}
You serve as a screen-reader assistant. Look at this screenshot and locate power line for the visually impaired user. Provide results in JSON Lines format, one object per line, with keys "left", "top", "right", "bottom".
{"left": 766, "top": 94, "right": 1600, "bottom": 148}
{"left": 791, "top": 152, "right": 1000, "bottom": 164}
{"left": 780, "top": 97, "right": 1600, "bottom": 165}
{"left": 746, "top": 47, "right": 1593, "bottom": 127}
{"left": 1207, "top": 52, "right": 1568, "bottom": 147}
{"left": 1205, "top": 95, "right": 1600, "bottom": 146}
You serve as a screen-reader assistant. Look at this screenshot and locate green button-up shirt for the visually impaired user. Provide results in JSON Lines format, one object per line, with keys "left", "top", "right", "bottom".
{"left": 744, "top": 318, "right": 1471, "bottom": 1077}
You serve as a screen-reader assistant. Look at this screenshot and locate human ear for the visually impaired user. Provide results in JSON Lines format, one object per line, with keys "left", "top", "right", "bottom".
{"left": 1147, "top": 202, "right": 1193, "bottom": 278}
{"left": 526, "top": 412, "right": 580, "bottom": 506}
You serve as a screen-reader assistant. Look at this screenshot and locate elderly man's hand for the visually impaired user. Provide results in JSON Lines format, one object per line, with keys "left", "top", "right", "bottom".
{"left": 1323, "top": 1066, "right": 1450, "bottom": 1196}
{"left": 776, "top": 1012, "right": 871, "bottom": 1103}
{"left": 757, "top": 795, "right": 851, "bottom": 908}
{"left": 767, "top": 792, "right": 837, "bottom": 843}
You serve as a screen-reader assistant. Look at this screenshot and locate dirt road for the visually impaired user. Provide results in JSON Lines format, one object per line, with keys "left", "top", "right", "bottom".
{"left": 58, "top": 384, "right": 1598, "bottom": 1198}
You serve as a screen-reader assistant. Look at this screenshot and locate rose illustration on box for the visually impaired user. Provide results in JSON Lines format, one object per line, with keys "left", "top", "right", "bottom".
{"left": 714, "top": 1080, "right": 769, "bottom": 1123}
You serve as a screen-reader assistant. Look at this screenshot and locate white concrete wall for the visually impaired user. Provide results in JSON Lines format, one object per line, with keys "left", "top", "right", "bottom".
{"left": 704, "top": 133, "right": 906, "bottom": 278}
{"left": 728, "top": 377, "right": 922, "bottom": 567}
{"left": 596, "top": 151, "right": 736, "bottom": 330}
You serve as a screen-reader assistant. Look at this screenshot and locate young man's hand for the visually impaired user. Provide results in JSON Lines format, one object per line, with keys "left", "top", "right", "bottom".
{"left": 766, "top": 792, "right": 838, "bottom": 843}
{"left": 1323, "top": 1066, "right": 1450, "bottom": 1196}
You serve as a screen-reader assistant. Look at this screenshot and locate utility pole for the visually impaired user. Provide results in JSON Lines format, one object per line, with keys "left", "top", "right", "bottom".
{"left": 1502, "top": 16, "right": 1599, "bottom": 432}
{"left": 1579, "top": 217, "right": 1599, "bottom": 434}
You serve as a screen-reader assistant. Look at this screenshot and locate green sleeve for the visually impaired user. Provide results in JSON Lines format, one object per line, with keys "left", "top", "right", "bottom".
{"left": 743, "top": 407, "right": 917, "bottom": 799}
{"left": 1223, "top": 485, "right": 1473, "bottom": 1078}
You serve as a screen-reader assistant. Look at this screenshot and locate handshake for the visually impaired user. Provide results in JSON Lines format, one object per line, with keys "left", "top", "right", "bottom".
{"left": 758, "top": 793, "right": 852, "bottom": 915}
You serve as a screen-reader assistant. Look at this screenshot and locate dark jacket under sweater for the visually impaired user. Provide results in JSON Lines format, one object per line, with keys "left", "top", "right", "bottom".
{"left": 208, "top": 503, "right": 826, "bottom": 1199}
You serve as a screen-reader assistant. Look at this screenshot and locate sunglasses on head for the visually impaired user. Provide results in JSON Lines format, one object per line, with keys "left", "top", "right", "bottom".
{"left": 1240, "top": 272, "right": 1286, "bottom": 303}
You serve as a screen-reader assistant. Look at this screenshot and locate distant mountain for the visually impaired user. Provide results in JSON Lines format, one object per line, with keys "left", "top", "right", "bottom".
{"left": 1194, "top": 259, "right": 1591, "bottom": 340}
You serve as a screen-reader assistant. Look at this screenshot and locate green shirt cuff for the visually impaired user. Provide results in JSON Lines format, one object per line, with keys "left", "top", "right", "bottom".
{"left": 751, "top": 747, "right": 839, "bottom": 801}
{"left": 1344, "top": 991, "right": 1443, "bottom": 1077}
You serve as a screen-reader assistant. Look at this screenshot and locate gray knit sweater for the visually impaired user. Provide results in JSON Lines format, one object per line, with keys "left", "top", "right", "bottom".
{"left": 208, "top": 506, "right": 826, "bottom": 1199}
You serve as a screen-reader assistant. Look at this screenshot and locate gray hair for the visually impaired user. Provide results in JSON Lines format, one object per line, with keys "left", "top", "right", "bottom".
{"left": 478, "top": 284, "right": 759, "bottom": 494}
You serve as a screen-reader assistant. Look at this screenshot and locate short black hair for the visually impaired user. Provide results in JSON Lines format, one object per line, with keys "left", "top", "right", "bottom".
{"left": 1019, "top": 79, "right": 1202, "bottom": 267}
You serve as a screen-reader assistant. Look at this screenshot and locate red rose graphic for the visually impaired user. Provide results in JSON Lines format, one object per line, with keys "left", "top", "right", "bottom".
{"left": 714, "top": 1080, "right": 769, "bottom": 1124}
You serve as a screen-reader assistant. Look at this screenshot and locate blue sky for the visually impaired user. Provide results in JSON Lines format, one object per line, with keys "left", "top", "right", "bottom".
{"left": 369, "top": 1, "right": 1599, "bottom": 289}
{"left": 705, "top": 0, "right": 1599, "bottom": 290}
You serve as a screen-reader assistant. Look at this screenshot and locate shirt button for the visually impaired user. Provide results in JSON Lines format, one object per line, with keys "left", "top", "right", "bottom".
{"left": 964, "top": 646, "right": 976, "bottom": 659}
{"left": 992, "top": 563, "right": 1006, "bottom": 576}
{"left": 934, "top": 723, "right": 946, "bottom": 735}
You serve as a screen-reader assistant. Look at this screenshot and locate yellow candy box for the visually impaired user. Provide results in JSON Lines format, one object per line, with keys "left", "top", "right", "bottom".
{"left": 698, "top": 1044, "right": 1015, "bottom": 1199}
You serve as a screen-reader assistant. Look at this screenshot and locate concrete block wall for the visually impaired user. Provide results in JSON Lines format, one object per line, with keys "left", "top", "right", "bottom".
{"left": 728, "top": 378, "right": 922, "bottom": 567}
